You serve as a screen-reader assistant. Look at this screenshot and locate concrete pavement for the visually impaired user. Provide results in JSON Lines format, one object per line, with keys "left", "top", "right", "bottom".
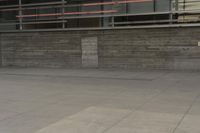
{"left": 0, "top": 68, "right": 199, "bottom": 133}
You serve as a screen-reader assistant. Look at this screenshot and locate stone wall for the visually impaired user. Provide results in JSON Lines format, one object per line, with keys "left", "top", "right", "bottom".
{"left": 1, "top": 27, "right": 200, "bottom": 70}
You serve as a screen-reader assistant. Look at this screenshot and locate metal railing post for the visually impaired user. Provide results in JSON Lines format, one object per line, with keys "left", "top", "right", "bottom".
{"left": 175, "top": 0, "right": 179, "bottom": 11}
{"left": 62, "top": 0, "right": 65, "bottom": 29}
{"left": 169, "top": 0, "right": 173, "bottom": 24}
{"left": 19, "top": 0, "right": 23, "bottom": 30}
{"left": 111, "top": 0, "right": 114, "bottom": 27}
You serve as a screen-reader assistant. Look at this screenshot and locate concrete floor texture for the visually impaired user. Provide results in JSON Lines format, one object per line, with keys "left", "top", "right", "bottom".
{"left": 0, "top": 68, "right": 199, "bottom": 133}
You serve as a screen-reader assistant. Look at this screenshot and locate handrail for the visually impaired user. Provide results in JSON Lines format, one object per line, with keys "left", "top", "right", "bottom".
{"left": 0, "top": 1, "right": 66, "bottom": 9}
{"left": 0, "top": 0, "right": 152, "bottom": 12}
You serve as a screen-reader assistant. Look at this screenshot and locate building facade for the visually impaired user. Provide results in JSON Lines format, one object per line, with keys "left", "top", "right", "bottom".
{"left": 1, "top": 0, "right": 200, "bottom": 31}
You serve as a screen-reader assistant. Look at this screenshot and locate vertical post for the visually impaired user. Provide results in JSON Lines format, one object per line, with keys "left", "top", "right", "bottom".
{"left": 62, "top": 0, "right": 65, "bottom": 29}
{"left": 126, "top": 0, "right": 128, "bottom": 23}
{"left": 153, "top": 0, "right": 156, "bottom": 12}
{"left": 183, "top": 0, "right": 186, "bottom": 11}
{"left": 183, "top": 0, "right": 186, "bottom": 20}
{"left": 111, "top": 17, "right": 114, "bottom": 27}
{"left": 100, "top": 0, "right": 104, "bottom": 27}
{"left": 19, "top": 0, "right": 23, "bottom": 30}
{"left": 175, "top": 0, "right": 179, "bottom": 11}
{"left": 174, "top": 0, "right": 179, "bottom": 23}
{"left": 111, "top": 0, "right": 114, "bottom": 27}
{"left": 153, "top": 0, "right": 156, "bottom": 24}
{"left": 169, "top": 0, "right": 173, "bottom": 24}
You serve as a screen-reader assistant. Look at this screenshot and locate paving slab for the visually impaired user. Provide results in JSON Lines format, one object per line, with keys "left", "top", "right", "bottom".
{"left": 36, "top": 107, "right": 131, "bottom": 133}
{"left": 105, "top": 111, "right": 183, "bottom": 133}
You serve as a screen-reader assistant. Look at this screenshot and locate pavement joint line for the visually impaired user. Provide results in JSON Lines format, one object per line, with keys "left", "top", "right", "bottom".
{"left": 0, "top": 71, "right": 132, "bottom": 125}
{"left": 0, "top": 72, "right": 154, "bottom": 81}
{"left": 172, "top": 91, "right": 200, "bottom": 133}
{"left": 101, "top": 78, "right": 176, "bottom": 133}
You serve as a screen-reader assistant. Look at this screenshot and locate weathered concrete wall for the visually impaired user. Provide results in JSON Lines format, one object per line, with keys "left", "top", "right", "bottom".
{"left": 0, "top": 34, "right": 1, "bottom": 67}
{"left": 1, "top": 27, "right": 200, "bottom": 70}
{"left": 98, "top": 28, "right": 200, "bottom": 70}
{"left": 0, "top": 32, "right": 82, "bottom": 68}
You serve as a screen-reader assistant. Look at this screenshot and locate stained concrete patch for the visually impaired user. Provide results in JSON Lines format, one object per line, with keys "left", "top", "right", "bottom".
{"left": 81, "top": 37, "right": 98, "bottom": 68}
{"left": 35, "top": 107, "right": 131, "bottom": 133}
